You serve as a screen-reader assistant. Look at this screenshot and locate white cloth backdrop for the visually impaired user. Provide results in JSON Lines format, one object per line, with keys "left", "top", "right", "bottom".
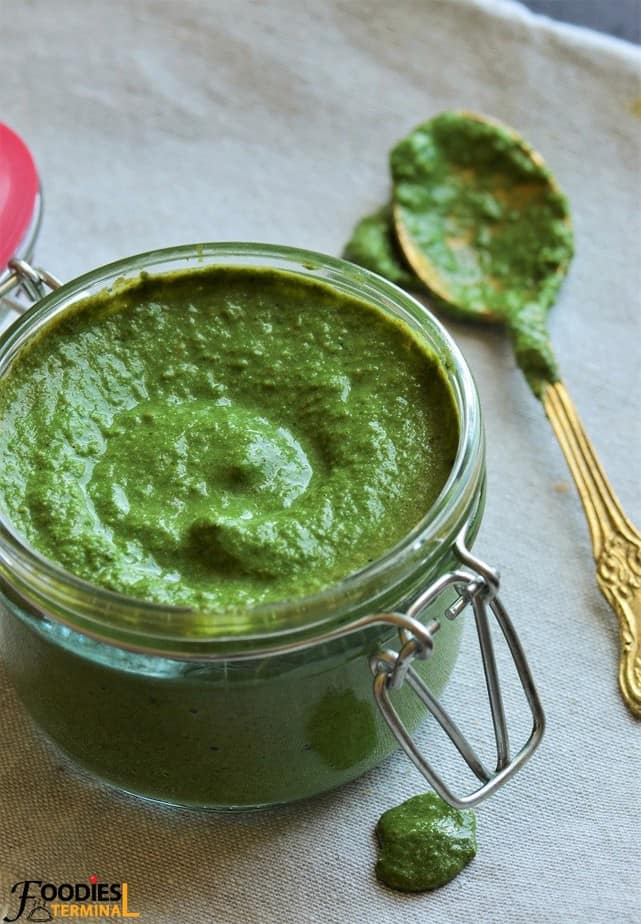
{"left": 1, "top": 1, "right": 640, "bottom": 921}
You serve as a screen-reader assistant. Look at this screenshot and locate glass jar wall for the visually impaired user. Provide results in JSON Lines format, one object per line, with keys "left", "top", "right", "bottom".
{"left": 0, "top": 245, "right": 485, "bottom": 808}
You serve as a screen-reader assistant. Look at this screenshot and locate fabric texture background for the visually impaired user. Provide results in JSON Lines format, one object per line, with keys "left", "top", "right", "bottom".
{"left": 1, "top": 1, "right": 640, "bottom": 921}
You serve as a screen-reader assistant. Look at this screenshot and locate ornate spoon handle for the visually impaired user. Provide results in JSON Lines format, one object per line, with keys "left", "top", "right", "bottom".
{"left": 543, "top": 381, "right": 641, "bottom": 717}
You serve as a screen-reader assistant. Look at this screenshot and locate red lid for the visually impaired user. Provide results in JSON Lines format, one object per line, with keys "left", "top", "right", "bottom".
{"left": 0, "top": 123, "right": 39, "bottom": 269}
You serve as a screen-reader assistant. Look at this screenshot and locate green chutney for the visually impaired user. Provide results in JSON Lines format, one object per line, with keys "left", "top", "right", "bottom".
{"left": 392, "top": 113, "right": 573, "bottom": 396}
{"left": 344, "top": 112, "right": 574, "bottom": 398}
{"left": 0, "top": 266, "right": 458, "bottom": 613}
{"left": 343, "top": 205, "right": 418, "bottom": 291}
{"left": 376, "top": 792, "right": 477, "bottom": 891}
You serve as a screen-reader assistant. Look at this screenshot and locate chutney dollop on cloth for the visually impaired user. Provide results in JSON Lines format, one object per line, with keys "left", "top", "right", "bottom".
{"left": 376, "top": 792, "right": 477, "bottom": 892}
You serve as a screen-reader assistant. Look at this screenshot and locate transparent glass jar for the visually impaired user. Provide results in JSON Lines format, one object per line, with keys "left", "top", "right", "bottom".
{"left": 0, "top": 244, "right": 539, "bottom": 810}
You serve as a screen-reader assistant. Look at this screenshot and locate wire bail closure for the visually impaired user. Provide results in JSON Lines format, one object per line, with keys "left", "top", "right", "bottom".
{"left": 370, "top": 527, "right": 545, "bottom": 808}
{"left": 0, "top": 258, "right": 61, "bottom": 313}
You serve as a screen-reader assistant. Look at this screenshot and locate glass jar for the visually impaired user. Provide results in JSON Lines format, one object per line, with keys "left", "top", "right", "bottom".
{"left": 0, "top": 244, "right": 541, "bottom": 810}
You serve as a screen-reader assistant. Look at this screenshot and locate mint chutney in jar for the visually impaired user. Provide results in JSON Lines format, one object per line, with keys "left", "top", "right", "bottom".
{"left": 0, "top": 244, "right": 488, "bottom": 808}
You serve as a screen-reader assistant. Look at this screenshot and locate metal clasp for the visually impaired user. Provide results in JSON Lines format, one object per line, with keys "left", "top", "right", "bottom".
{"left": 370, "top": 527, "right": 545, "bottom": 808}
{"left": 0, "top": 258, "right": 61, "bottom": 314}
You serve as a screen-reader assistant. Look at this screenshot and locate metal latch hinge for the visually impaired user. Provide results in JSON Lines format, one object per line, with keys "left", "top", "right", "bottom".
{"left": 0, "top": 258, "right": 61, "bottom": 313}
{"left": 370, "top": 529, "right": 545, "bottom": 808}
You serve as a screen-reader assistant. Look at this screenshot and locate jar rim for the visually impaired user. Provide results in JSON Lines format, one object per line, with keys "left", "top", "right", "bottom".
{"left": 0, "top": 242, "right": 485, "bottom": 654}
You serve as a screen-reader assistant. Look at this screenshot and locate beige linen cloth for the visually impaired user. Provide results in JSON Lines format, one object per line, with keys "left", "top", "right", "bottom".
{"left": 1, "top": 1, "right": 641, "bottom": 921}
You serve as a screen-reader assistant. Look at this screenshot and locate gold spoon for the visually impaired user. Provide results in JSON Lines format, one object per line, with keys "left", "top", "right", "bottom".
{"left": 392, "top": 111, "right": 641, "bottom": 717}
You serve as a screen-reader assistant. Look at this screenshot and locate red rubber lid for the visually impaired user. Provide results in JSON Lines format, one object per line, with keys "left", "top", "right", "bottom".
{"left": 0, "top": 123, "right": 39, "bottom": 269}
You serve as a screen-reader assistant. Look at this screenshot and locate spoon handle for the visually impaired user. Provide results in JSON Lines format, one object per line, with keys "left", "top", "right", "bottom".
{"left": 543, "top": 381, "right": 641, "bottom": 717}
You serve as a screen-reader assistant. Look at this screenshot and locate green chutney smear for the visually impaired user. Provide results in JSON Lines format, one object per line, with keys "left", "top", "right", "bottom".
{"left": 0, "top": 266, "right": 459, "bottom": 611}
{"left": 343, "top": 205, "right": 418, "bottom": 290}
{"left": 376, "top": 792, "right": 477, "bottom": 892}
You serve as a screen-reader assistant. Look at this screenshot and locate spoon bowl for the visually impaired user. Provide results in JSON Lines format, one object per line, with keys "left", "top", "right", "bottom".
{"left": 391, "top": 111, "right": 573, "bottom": 329}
